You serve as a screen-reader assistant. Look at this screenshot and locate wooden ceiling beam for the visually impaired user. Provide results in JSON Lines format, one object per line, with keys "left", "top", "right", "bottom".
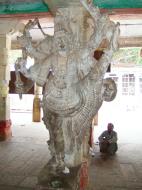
{"left": 119, "top": 37, "right": 142, "bottom": 48}
{"left": 0, "top": 12, "right": 53, "bottom": 20}
{"left": 101, "top": 8, "right": 142, "bottom": 20}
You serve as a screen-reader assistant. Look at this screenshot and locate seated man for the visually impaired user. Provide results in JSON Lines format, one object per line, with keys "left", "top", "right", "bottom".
{"left": 98, "top": 123, "right": 118, "bottom": 155}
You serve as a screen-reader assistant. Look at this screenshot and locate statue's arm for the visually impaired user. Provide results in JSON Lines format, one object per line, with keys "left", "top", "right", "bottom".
{"left": 17, "top": 36, "right": 53, "bottom": 62}
{"left": 15, "top": 55, "right": 50, "bottom": 87}
{"left": 81, "top": 0, "right": 120, "bottom": 52}
{"left": 97, "top": 22, "right": 120, "bottom": 75}
{"left": 80, "top": 0, "right": 101, "bottom": 19}
{"left": 80, "top": 0, "right": 106, "bottom": 52}
{"left": 79, "top": 1, "right": 120, "bottom": 79}
{"left": 17, "top": 18, "right": 53, "bottom": 61}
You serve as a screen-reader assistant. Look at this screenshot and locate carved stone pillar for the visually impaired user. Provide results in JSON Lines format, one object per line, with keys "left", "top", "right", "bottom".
{"left": 16, "top": 1, "right": 119, "bottom": 189}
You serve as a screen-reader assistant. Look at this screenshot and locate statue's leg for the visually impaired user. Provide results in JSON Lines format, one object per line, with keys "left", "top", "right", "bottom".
{"left": 52, "top": 116, "right": 65, "bottom": 171}
{"left": 44, "top": 112, "right": 65, "bottom": 167}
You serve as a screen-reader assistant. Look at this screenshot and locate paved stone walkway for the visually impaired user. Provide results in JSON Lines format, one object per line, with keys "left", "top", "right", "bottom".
{"left": 0, "top": 136, "right": 50, "bottom": 190}
{"left": 0, "top": 136, "right": 142, "bottom": 190}
{"left": 89, "top": 143, "right": 142, "bottom": 190}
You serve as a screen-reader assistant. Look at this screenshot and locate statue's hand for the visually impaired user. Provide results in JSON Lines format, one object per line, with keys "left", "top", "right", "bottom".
{"left": 15, "top": 57, "right": 30, "bottom": 78}
{"left": 17, "top": 35, "right": 32, "bottom": 49}
{"left": 15, "top": 57, "right": 25, "bottom": 70}
{"left": 24, "top": 18, "right": 38, "bottom": 34}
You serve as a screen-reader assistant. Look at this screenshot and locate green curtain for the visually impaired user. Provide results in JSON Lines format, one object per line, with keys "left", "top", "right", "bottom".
{"left": 0, "top": 1, "right": 49, "bottom": 14}
{"left": 93, "top": 0, "right": 142, "bottom": 9}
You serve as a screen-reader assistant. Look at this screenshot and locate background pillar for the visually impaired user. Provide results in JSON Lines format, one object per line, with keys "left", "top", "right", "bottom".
{"left": 32, "top": 84, "right": 42, "bottom": 122}
{"left": 0, "top": 19, "right": 25, "bottom": 140}
{"left": 0, "top": 34, "right": 12, "bottom": 140}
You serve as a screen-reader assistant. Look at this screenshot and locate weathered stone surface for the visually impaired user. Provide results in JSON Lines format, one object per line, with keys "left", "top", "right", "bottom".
{"left": 15, "top": 0, "right": 119, "bottom": 188}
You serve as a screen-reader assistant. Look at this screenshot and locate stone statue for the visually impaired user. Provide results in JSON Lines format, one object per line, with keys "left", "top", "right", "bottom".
{"left": 15, "top": 0, "right": 119, "bottom": 188}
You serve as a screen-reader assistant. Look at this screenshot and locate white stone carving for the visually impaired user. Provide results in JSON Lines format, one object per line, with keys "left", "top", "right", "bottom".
{"left": 15, "top": 0, "right": 119, "bottom": 187}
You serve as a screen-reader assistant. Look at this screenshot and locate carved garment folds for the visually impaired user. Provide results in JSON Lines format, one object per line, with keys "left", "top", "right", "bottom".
{"left": 15, "top": 0, "right": 119, "bottom": 187}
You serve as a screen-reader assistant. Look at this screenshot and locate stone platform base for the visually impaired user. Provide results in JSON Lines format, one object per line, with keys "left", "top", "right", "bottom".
{"left": 0, "top": 120, "right": 12, "bottom": 141}
{"left": 36, "top": 186, "right": 64, "bottom": 190}
{"left": 36, "top": 160, "right": 89, "bottom": 190}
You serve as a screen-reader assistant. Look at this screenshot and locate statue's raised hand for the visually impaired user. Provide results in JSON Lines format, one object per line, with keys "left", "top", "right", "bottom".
{"left": 17, "top": 35, "right": 32, "bottom": 49}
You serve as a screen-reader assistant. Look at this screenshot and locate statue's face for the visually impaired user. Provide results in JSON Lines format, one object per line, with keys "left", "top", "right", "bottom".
{"left": 54, "top": 31, "right": 69, "bottom": 56}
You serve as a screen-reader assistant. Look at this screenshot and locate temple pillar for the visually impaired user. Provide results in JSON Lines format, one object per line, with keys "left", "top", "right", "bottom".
{"left": 0, "top": 19, "right": 24, "bottom": 140}
{"left": 0, "top": 34, "right": 12, "bottom": 140}
{"left": 33, "top": 84, "right": 42, "bottom": 122}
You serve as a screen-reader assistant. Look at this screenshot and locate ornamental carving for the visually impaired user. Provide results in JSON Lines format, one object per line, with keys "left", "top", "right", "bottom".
{"left": 15, "top": 0, "right": 119, "bottom": 188}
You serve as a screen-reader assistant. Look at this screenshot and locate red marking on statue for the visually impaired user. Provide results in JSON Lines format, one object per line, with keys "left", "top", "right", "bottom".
{"left": 0, "top": 120, "right": 12, "bottom": 140}
{"left": 80, "top": 161, "right": 89, "bottom": 190}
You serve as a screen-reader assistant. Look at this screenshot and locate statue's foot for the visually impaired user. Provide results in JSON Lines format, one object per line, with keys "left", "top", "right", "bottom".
{"left": 38, "top": 163, "right": 81, "bottom": 190}
{"left": 47, "top": 157, "right": 65, "bottom": 174}
{"left": 62, "top": 166, "right": 70, "bottom": 174}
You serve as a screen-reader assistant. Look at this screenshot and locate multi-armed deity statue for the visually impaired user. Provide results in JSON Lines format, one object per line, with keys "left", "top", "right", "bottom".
{"left": 15, "top": 0, "right": 119, "bottom": 189}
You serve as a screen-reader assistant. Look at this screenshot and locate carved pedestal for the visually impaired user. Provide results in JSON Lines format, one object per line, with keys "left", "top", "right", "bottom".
{"left": 37, "top": 160, "right": 89, "bottom": 190}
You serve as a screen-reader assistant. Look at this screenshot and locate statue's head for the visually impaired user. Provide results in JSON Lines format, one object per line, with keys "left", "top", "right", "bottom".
{"left": 54, "top": 29, "right": 71, "bottom": 56}
{"left": 53, "top": 8, "right": 75, "bottom": 56}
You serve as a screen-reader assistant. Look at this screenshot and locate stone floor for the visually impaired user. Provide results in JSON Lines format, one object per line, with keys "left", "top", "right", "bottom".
{"left": 0, "top": 135, "right": 142, "bottom": 190}
{"left": 6, "top": 98, "right": 142, "bottom": 189}
{"left": 89, "top": 143, "right": 142, "bottom": 190}
{"left": 0, "top": 136, "right": 51, "bottom": 190}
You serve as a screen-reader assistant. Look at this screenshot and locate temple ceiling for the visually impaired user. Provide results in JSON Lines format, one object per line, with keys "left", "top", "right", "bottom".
{"left": 0, "top": 0, "right": 141, "bottom": 47}
{"left": 0, "top": 0, "right": 141, "bottom": 14}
